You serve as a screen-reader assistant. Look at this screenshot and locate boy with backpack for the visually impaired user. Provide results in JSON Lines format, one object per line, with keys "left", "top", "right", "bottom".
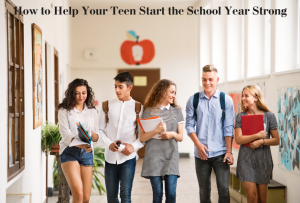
{"left": 98, "top": 72, "right": 143, "bottom": 203}
{"left": 185, "top": 65, "right": 235, "bottom": 203}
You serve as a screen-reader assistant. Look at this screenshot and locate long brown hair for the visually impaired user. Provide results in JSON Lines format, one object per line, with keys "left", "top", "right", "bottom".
{"left": 58, "top": 78, "right": 95, "bottom": 111}
{"left": 144, "top": 79, "right": 180, "bottom": 111}
{"left": 240, "top": 85, "right": 270, "bottom": 112}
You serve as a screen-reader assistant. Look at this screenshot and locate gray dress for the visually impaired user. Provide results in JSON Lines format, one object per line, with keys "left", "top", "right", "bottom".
{"left": 235, "top": 112, "right": 278, "bottom": 184}
{"left": 141, "top": 106, "right": 184, "bottom": 179}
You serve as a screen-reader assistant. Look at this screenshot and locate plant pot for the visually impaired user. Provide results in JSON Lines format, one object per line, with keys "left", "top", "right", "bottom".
{"left": 51, "top": 143, "right": 60, "bottom": 153}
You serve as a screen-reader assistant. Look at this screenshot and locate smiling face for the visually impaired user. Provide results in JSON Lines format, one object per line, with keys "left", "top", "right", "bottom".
{"left": 242, "top": 88, "right": 257, "bottom": 109}
{"left": 75, "top": 85, "right": 87, "bottom": 106}
{"left": 202, "top": 71, "right": 219, "bottom": 95}
{"left": 163, "top": 85, "right": 176, "bottom": 105}
{"left": 115, "top": 80, "right": 132, "bottom": 101}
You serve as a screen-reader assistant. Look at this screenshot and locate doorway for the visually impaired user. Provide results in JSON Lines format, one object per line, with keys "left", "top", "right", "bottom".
{"left": 54, "top": 48, "right": 59, "bottom": 124}
{"left": 118, "top": 69, "right": 160, "bottom": 158}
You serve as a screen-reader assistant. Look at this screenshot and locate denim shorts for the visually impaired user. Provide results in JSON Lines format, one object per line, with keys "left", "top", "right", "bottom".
{"left": 60, "top": 146, "right": 93, "bottom": 166}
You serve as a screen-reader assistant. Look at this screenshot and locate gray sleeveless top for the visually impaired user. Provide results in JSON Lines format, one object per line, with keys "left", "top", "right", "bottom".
{"left": 235, "top": 111, "right": 278, "bottom": 184}
{"left": 141, "top": 106, "right": 184, "bottom": 179}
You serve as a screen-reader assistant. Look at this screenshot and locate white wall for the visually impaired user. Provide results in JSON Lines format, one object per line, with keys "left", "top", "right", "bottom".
{"left": 0, "top": 0, "right": 70, "bottom": 202}
{"left": 69, "top": 5, "right": 199, "bottom": 155}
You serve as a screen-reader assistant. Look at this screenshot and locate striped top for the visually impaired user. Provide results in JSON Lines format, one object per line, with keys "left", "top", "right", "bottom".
{"left": 141, "top": 106, "right": 184, "bottom": 179}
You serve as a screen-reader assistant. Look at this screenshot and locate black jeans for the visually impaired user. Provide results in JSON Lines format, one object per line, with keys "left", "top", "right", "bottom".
{"left": 195, "top": 154, "right": 230, "bottom": 203}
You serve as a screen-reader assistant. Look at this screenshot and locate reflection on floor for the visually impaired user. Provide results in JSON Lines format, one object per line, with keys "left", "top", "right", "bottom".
{"left": 48, "top": 158, "right": 238, "bottom": 203}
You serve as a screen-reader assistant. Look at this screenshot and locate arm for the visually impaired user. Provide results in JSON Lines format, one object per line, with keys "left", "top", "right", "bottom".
{"left": 140, "top": 122, "right": 166, "bottom": 143}
{"left": 235, "top": 128, "right": 267, "bottom": 145}
{"left": 160, "top": 109, "right": 185, "bottom": 141}
{"left": 224, "top": 136, "right": 234, "bottom": 165}
{"left": 234, "top": 111, "right": 267, "bottom": 145}
{"left": 58, "top": 109, "right": 74, "bottom": 146}
{"left": 222, "top": 96, "right": 235, "bottom": 164}
{"left": 159, "top": 123, "right": 184, "bottom": 142}
{"left": 250, "top": 113, "right": 280, "bottom": 149}
{"left": 185, "top": 96, "right": 209, "bottom": 160}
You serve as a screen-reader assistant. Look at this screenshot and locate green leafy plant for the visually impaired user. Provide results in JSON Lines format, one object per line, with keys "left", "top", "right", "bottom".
{"left": 53, "top": 147, "right": 106, "bottom": 195}
{"left": 92, "top": 147, "right": 106, "bottom": 195}
{"left": 41, "top": 122, "right": 62, "bottom": 152}
{"left": 53, "top": 157, "right": 60, "bottom": 191}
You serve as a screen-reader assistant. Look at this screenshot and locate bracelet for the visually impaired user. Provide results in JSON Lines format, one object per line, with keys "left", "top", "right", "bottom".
{"left": 226, "top": 151, "right": 233, "bottom": 155}
{"left": 262, "top": 139, "right": 265, "bottom": 146}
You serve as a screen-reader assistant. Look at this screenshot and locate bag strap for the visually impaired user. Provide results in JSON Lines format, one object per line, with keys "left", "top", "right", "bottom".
{"left": 193, "top": 92, "right": 200, "bottom": 121}
{"left": 135, "top": 101, "right": 142, "bottom": 139}
{"left": 220, "top": 92, "right": 226, "bottom": 123}
{"left": 102, "top": 100, "right": 109, "bottom": 123}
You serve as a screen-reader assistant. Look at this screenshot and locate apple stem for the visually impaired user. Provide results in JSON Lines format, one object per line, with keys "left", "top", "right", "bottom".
{"left": 136, "top": 36, "right": 139, "bottom": 43}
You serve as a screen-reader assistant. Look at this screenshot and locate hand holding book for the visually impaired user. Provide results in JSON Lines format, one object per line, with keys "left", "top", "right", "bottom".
{"left": 241, "top": 115, "right": 265, "bottom": 147}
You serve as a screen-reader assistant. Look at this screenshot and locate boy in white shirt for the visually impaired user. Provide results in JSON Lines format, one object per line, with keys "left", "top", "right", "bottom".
{"left": 98, "top": 72, "right": 144, "bottom": 203}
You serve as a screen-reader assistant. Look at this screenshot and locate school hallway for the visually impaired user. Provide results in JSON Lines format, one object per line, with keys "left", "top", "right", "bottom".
{"left": 48, "top": 158, "right": 238, "bottom": 203}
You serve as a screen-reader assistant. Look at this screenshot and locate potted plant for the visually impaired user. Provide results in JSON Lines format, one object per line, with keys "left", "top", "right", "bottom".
{"left": 41, "top": 122, "right": 62, "bottom": 153}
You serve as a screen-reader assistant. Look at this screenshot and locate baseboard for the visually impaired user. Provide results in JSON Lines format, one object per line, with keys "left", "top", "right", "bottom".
{"left": 179, "top": 153, "right": 190, "bottom": 158}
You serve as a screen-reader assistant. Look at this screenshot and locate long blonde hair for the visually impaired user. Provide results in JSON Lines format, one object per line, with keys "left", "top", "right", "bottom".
{"left": 144, "top": 79, "right": 180, "bottom": 111}
{"left": 240, "top": 85, "right": 271, "bottom": 112}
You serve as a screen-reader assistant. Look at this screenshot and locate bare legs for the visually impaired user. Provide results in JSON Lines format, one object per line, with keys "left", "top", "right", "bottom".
{"left": 62, "top": 161, "right": 93, "bottom": 203}
{"left": 243, "top": 182, "right": 268, "bottom": 203}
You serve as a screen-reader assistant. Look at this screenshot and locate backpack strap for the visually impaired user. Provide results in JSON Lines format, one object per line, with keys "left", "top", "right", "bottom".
{"left": 220, "top": 92, "right": 226, "bottom": 122}
{"left": 135, "top": 101, "right": 142, "bottom": 139}
{"left": 102, "top": 100, "right": 109, "bottom": 123}
{"left": 193, "top": 92, "right": 200, "bottom": 121}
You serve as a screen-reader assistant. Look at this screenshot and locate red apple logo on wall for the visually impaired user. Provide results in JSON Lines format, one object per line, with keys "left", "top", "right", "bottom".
{"left": 120, "top": 31, "right": 155, "bottom": 65}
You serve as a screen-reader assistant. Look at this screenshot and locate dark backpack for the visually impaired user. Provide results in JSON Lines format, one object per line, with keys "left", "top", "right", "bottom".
{"left": 193, "top": 91, "right": 226, "bottom": 123}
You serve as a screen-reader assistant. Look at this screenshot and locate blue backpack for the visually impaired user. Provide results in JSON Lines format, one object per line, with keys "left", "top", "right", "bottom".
{"left": 193, "top": 91, "right": 226, "bottom": 122}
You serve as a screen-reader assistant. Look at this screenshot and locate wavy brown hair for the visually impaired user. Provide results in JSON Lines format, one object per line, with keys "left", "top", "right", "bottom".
{"left": 144, "top": 79, "right": 180, "bottom": 111}
{"left": 240, "top": 85, "right": 271, "bottom": 112}
{"left": 57, "top": 78, "right": 95, "bottom": 111}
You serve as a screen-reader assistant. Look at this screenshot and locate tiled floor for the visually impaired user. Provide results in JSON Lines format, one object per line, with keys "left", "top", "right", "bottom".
{"left": 48, "top": 158, "right": 238, "bottom": 203}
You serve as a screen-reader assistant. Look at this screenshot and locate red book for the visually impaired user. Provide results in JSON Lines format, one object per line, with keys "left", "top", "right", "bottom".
{"left": 241, "top": 115, "right": 264, "bottom": 147}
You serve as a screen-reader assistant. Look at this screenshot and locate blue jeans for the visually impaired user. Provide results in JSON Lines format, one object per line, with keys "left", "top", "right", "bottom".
{"left": 149, "top": 175, "right": 178, "bottom": 203}
{"left": 105, "top": 157, "right": 136, "bottom": 203}
{"left": 60, "top": 146, "right": 93, "bottom": 166}
{"left": 195, "top": 154, "right": 230, "bottom": 203}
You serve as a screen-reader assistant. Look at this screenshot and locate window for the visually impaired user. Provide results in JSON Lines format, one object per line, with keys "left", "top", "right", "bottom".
{"left": 211, "top": 1, "right": 226, "bottom": 83}
{"left": 199, "top": 3, "right": 212, "bottom": 86}
{"left": 246, "top": 0, "right": 268, "bottom": 78}
{"left": 6, "top": 0, "right": 25, "bottom": 181}
{"left": 275, "top": 0, "right": 298, "bottom": 72}
{"left": 227, "top": 0, "right": 244, "bottom": 81}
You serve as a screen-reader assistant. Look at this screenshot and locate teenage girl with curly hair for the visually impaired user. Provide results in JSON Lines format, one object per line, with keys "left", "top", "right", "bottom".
{"left": 58, "top": 78, "right": 100, "bottom": 203}
{"left": 140, "top": 79, "right": 184, "bottom": 203}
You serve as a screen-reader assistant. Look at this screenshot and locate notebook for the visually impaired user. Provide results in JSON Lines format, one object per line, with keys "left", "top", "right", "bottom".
{"left": 241, "top": 114, "right": 264, "bottom": 147}
{"left": 137, "top": 116, "right": 164, "bottom": 139}
{"left": 76, "top": 122, "right": 91, "bottom": 144}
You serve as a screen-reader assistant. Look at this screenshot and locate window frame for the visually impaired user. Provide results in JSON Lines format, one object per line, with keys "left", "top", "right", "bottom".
{"left": 6, "top": 0, "right": 25, "bottom": 182}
